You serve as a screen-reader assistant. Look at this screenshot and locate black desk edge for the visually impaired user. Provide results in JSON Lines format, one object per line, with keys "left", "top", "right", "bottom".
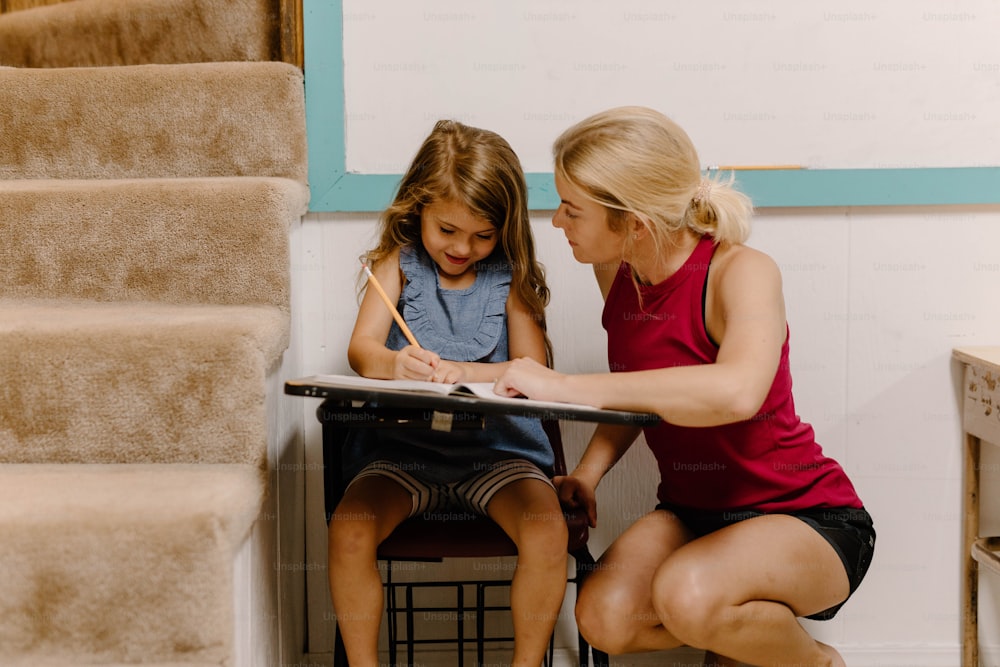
{"left": 284, "top": 377, "right": 660, "bottom": 427}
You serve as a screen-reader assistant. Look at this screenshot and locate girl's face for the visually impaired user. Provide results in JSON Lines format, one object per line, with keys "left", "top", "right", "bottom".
{"left": 552, "top": 173, "right": 624, "bottom": 266}
{"left": 420, "top": 199, "right": 499, "bottom": 284}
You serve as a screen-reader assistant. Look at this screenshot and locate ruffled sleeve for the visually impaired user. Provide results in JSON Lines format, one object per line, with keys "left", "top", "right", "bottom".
{"left": 396, "top": 244, "right": 432, "bottom": 346}
{"left": 397, "top": 245, "right": 510, "bottom": 363}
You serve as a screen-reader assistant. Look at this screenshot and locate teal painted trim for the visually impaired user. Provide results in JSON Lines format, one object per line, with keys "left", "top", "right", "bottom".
{"left": 304, "top": 0, "right": 1000, "bottom": 212}
{"left": 319, "top": 167, "right": 1000, "bottom": 213}
{"left": 303, "top": 0, "right": 345, "bottom": 211}
{"left": 729, "top": 167, "right": 1000, "bottom": 208}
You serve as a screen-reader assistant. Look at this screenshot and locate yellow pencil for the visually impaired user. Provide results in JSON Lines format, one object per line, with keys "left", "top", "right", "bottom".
{"left": 360, "top": 260, "right": 422, "bottom": 349}
{"left": 707, "top": 164, "right": 804, "bottom": 171}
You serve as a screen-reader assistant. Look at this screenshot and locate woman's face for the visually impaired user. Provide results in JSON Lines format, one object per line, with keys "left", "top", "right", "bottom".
{"left": 551, "top": 173, "right": 625, "bottom": 266}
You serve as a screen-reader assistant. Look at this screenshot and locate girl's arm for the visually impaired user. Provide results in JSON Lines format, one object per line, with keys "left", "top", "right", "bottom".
{"left": 497, "top": 246, "right": 786, "bottom": 426}
{"left": 431, "top": 287, "right": 547, "bottom": 383}
{"left": 347, "top": 248, "right": 441, "bottom": 380}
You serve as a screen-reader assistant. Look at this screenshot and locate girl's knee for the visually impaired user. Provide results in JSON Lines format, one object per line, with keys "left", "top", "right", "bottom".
{"left": 504, "top": 498, "right": 569, "bottom": 559}
{"left": 328, "top": 508, "right": 380, "bottom": 560}
{"left": 515, "top": 520, "right": 568, "bottom": 570}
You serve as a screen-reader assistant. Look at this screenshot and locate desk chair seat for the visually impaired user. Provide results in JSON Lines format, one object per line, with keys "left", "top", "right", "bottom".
{"left": 377, "top": 501, "right": 590, "bottom": 561}
{"left": 319, "top": 401, "right": 608, "bottom": 667}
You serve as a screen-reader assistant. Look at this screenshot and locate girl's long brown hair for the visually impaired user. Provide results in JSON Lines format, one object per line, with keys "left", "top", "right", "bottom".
{"left": 364, "top": 120, "right": 552, "bottom": 363}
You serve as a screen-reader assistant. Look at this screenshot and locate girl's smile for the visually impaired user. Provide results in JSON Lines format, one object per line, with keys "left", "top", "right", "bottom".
{"left": 420, "top": 199, "right": 499, "bottom": 287}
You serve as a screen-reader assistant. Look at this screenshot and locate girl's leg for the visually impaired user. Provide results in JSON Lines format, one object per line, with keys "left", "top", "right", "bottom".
{"left": 651, "top": 514, "right": 849, "bottom": 667}
{"left": 485, "top": 478, "right": 569, "bottom": 667}
{"left": 327, "top": 475, "right": 414, "bottom": 667}
{"left": 574, "top": 509, "right": 694, "bottom": 654}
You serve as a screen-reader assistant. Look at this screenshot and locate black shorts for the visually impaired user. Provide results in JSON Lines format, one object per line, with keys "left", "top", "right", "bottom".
{"left": 654, "top": 503, "right": 876, "bottom": 621}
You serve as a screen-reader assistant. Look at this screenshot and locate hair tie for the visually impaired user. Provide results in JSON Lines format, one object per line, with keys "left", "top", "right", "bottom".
{"left": 693, "top": 180, "right": 712, "bottom": 204}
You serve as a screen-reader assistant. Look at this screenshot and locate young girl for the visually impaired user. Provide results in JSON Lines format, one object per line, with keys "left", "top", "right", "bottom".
{"left": 328, "top": 120, "right": 567, "bottom": 667}
{"left": 496, "top": 107, "right": 875, "bottom": 667}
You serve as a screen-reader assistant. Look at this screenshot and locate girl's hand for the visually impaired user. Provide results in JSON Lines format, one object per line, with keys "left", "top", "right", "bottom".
{"left": 493, "top": 357, "right": 563, "bottom": 400}
{"left": 553, "top": 475, "right": 598, "bottom": 528}
{"left": 428, "top": 360, "right": 465, "bottom": 384}
{"left": 393, "top": 345, "right": 441, "bottom": 380}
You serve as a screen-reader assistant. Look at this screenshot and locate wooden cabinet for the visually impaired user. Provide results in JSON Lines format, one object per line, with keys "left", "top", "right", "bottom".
{"left": 955, "top": 346, "right": 1000, "bottom": 666}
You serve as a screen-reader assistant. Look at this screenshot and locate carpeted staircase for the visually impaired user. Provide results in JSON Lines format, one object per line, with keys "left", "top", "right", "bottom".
{"left": 0, "top": 1, "right": 309, "bottom": 665}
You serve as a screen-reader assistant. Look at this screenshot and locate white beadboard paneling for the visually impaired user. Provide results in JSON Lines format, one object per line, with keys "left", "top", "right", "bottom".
{"left": 748, "top": 209, "right": 851, "bottom": 463}
{"left": 533, "top": 212, "right": 611, "bottom": 374}
{"left": 306, "top": 644, "right": 996, "bottom": 666}
{"left": 294, "top": 205, "right": 1000, "bottom": 658}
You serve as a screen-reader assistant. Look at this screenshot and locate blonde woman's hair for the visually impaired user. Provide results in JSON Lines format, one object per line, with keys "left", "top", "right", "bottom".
{"left": 553, "top": 106, "right": 753, "bottom": 254}
{"left": 365, "top": 119, "right": 552, "bottom": 362}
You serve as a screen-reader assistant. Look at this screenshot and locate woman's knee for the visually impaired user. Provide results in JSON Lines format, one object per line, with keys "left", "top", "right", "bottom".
{"left": 650, "top": 560, "right": 726, "bottom": 648}
{"left": 575, "top": 577, "right": 647, "bottom": 654}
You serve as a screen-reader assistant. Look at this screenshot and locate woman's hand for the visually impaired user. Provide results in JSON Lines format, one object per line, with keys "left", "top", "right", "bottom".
{"left": 392, "top": 345, "right": 441, "bottom": 380}
{"left": 554, "top": 474, "right": 598, "bottom": 528}
{"left": 493, "top": 357, "right": 564, "bottom": 400}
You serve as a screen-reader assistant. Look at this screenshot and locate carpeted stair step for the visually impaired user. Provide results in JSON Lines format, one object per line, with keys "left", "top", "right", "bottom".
{"left": 0, "top": 298, "right": 288, "bottom": 466}
{"left": 0, "top": 462, "right": 263, "bottom": 666}
{"left": 0, "top": 6, "right": 307, "bottom": 663}
{"left": 0, "top": 61, "right": 306, "bottom": 181}
{"left": 0, "top": 177, "right": 308, "bottom": 307}
{"left": 0, "top": 0, "right": 280, "bottom": 68}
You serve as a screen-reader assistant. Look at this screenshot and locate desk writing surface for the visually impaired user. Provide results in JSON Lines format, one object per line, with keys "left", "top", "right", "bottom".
{"left": 954, "top": 346, "right": 1000, "bottom": 374}
{"left": 284, "top": 375, "right": 660, "bottom": 427}
{"left": 955, "top": 347, "right": 1000, "bottom": 448}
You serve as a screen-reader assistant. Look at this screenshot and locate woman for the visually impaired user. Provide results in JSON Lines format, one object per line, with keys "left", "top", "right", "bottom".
{"left": 495, "top": 107, "right": 874, "bottom": 667}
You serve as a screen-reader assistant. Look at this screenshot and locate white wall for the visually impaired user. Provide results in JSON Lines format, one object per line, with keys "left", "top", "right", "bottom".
{"left": 292, "top": 205, "right": 1000, "bottom": 665}
{"left": 342, "top": 0, "right": 1000, "bottom": 172}
{"left": 293, "top": 1, "right": 1000, "bottom": 663}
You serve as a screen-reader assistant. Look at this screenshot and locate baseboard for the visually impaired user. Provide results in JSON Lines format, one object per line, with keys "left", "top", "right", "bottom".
{"left": 304, "top": 644, "right": 998, "bottom": 667}
{"left": 302, "top": 647, "right": 703, "bottom": 666}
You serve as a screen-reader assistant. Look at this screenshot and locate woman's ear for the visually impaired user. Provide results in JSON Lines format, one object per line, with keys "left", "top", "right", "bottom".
{"left": 628, "top": 213, "right": 651, "bottom": 240}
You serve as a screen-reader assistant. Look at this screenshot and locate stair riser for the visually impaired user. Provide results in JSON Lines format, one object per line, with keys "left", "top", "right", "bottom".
{"left": 0, "top": 301, "right": 288, "bottom": 466}
{"left": 0, "top": 62, "right": 306, "bottom": 182}
{"left": 0, "top": 0, "right": 278, "bottom": 68}
{"left": 0, "top": 464, "right": 262, "bottom": 665}
{"left": 0, "top": 178, "right": 306, "bottom": 308}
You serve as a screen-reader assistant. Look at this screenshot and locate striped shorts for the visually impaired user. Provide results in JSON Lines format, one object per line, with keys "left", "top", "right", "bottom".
{"left": 347, "top": 458, "right": 554, "bottom": 518}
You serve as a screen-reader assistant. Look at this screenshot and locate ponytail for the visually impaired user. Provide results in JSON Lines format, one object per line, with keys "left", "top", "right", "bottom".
{"left": 684, "top": 174, "right": 754, "bottom": 245}
{"left": 554, "top": 106, "right": 755, "bottom": 251}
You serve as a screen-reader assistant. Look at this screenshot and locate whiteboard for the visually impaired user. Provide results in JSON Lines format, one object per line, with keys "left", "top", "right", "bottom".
{"left": 341, "top": 0, "right": 1000, "bottom": 174}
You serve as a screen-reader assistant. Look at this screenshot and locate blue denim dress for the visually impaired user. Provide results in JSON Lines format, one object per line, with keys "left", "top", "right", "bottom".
{"left": 341, "top": 244, "right": 554, "bottom": 485}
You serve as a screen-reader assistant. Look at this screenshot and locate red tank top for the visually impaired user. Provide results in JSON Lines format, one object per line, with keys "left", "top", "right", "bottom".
{"left": 602, "top": 236, "right": 862, "bottom": 512}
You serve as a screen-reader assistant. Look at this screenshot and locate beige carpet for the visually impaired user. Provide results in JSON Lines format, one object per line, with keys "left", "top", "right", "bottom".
{"left": 0, "top": 177, "right": 307, "bottom": 307}
{"left": 0, "top": 0, "right": 280, "bottom": 67}
{"left": 0, "top": 3, "right": 308, "bottom": 663}
{"left": 0, "top": 464, "right": 263, "bottom": 665}
{"left": 0, "top": 62, "right": 307, "bottom": 181}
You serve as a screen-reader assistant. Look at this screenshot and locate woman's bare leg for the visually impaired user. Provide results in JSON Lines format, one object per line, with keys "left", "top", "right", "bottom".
{"left": 651, "top": 514, "right": 849, "bottom": 667}
{"left": 574, "top": 509, "right": 694, "bottom": 654}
